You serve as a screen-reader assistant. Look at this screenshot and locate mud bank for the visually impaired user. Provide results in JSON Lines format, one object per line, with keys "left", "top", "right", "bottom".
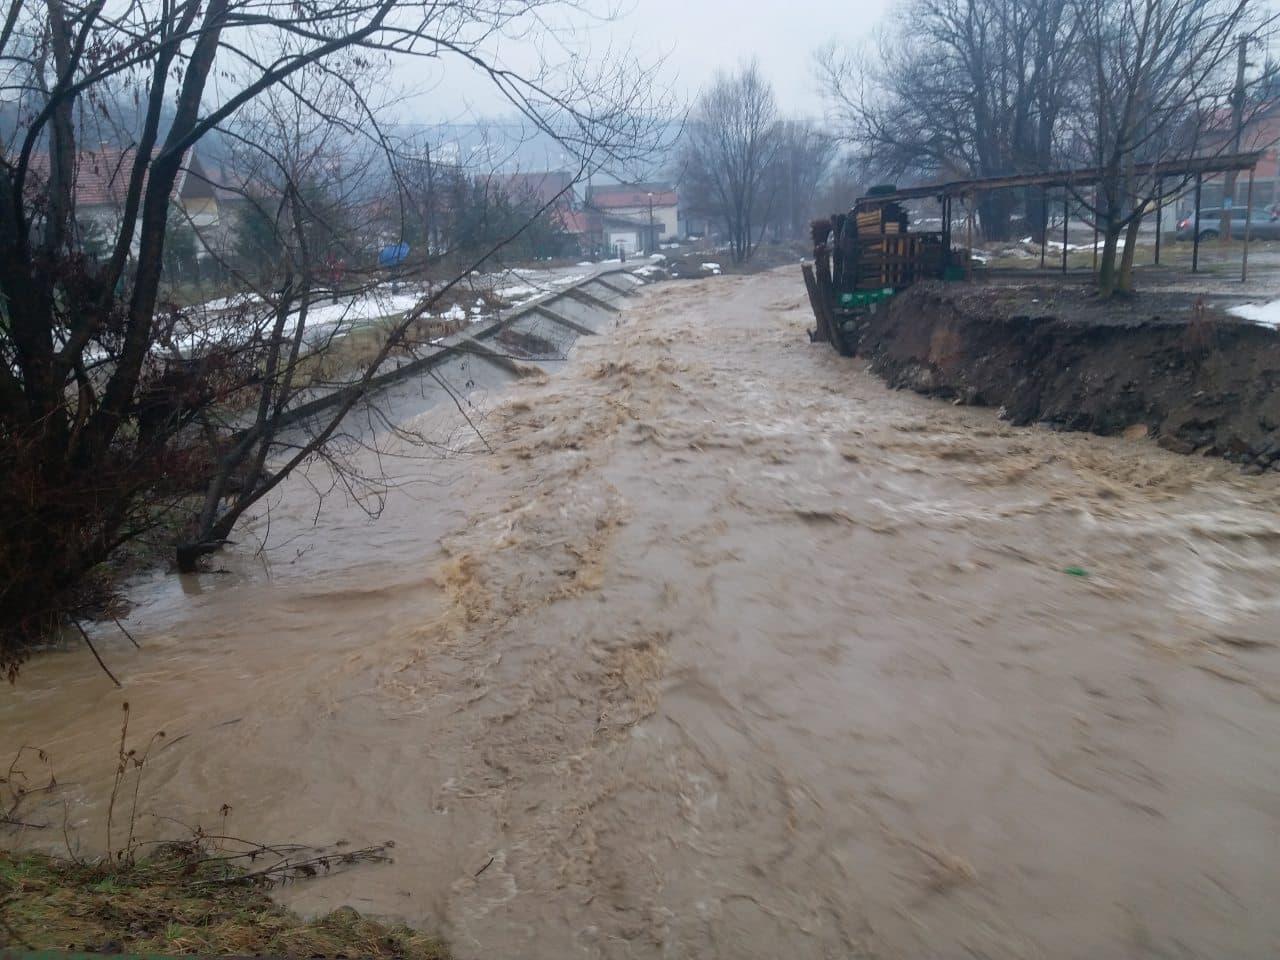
{"left": 853, "top": 282, "right": 1280, "bottom": 469}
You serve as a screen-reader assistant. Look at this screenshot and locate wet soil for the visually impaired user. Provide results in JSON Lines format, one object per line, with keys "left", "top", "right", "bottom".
{"left": 853, "top": 280, "right": 1280, "bottom": 468}
{"left": 5, "top": 269, "right": 1280, "bottom": 958}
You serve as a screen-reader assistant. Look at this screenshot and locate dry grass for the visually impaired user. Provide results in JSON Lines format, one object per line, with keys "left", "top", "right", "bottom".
{"left": 293, "top": 288, "right": 505, "bottom": 386}
{"left": 0, "top": 844, "right": 449, "bottom": 957}
{"left": 3, "top": 713, "right": 450, "bottom": 957}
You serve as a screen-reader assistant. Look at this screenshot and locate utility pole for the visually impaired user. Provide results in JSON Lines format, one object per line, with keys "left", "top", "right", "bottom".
{"left": 787, "top": 139, "right": 795, "bottom": 240}
{"left": 647, "top": 191, "right": 655, "bottom": 254}
{"left": 1221, "top": 34, "right": 1250, "bottom": 242}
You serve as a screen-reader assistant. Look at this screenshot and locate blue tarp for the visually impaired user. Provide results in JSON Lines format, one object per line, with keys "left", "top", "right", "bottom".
{"left": 378, "top": 242, "right": 410, "bottom": 267}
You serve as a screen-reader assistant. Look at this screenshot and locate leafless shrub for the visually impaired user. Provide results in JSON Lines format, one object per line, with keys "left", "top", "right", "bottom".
{"left": 0, "top": 0, "right": 674, "bottom": 674}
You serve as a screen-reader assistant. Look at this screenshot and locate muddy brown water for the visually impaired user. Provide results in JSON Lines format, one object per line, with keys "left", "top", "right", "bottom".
{"left": 6, "top": 270, "right": 1280, "bottom": 957}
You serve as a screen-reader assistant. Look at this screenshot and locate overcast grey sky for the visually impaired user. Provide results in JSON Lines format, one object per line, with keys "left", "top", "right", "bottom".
{"left": 595, "top": 0, "right": 890, "bottom": 113}
{"left": 400, "top": 0, "right": 890, "bottom": 122}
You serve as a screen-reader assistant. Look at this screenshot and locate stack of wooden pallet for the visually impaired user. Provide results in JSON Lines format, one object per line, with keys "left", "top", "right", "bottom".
{"left": 855, "top": 203, "right": 909, "bottom": 236}
{"left": 851, "top": 233, "right": 944, "bottom": 289}
{"left": 846, "top": 202, "right": 909, "bottom": 288}
{"left": 818, "top": 197, "right": 948, "bottom": 294}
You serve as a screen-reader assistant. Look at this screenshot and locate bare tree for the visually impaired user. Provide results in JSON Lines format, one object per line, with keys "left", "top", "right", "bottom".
{"left": 810, "top": 168, "right": 868, "bottom": 223}
{"left": 395, "top": 136, "right": 453, "bottom": 259}
{"left": 172, "top": 64, "right": 386, "bottom": 570}
{"left": 819, "top": 0, "right": 1080, "bottom": 240}
{"left": 1066, "top": 0, "right": 1277, "bottom": 295}
{"left": 177, "top": 86, "right": 584, "bottom": 573}
{"left": 764, "top": 120, "right": 840, "bottom": 242}
{"left": 0, "top": 0, "right": 670, "bottom": 674}
{"left": 680, "top": 61, "right": 781, "bottom": 263}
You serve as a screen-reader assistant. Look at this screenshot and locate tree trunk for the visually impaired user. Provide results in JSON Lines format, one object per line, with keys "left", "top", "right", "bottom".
{"left": 1116, "top": 214, "right": 1144, "bottom": 292}
{"left": 1025, "top": 186, "right": 1048, "bottom": 244}
{"left": 1097, "top": 219, "right": 1122, "bottom": 298}
{"left": 978, "top": 191, "right": 1016, "bottom": 242}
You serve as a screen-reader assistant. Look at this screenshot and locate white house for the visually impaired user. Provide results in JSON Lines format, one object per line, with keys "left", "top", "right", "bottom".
{"left": 25, "top": 146, "right": 222, "bottom": 262}
{"left": 588, "top": 184, "right": 680, "bottom": 242}
{"left": 600, "top": 213, "right": 659, "bottom": 258}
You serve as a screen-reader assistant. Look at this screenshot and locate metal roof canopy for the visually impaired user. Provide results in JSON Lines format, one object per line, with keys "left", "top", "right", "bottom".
{"left": 855, "top": 151, "right": 1264, "bottom": 206}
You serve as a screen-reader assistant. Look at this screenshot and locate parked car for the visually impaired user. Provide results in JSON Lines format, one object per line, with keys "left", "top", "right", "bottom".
{"left": 1175, "top": 206, "right": 1280, "bottom": 241}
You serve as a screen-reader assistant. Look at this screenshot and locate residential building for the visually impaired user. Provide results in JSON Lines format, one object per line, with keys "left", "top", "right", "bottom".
{"left": 557, "top": 208, "right": 658, "bottom": 259}
{"left": 586, "top": 183, "right": 679, "bottom": 242}
{"left": 25, "top": 146, "right": 220, "bottom": 255}
{"left": 1193, "top": 99, "right": 1280, "bottom": 211}
{"left": 598, "top": 213, "right": 660, "bottom": 258}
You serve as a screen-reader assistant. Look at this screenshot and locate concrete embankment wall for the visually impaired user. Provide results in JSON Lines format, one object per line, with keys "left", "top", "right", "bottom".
{"left": 850, "top": 282, "right": 1280, "bottom": 471}
{"left": 279, "top": 268, "right": 642, "bottom": 432}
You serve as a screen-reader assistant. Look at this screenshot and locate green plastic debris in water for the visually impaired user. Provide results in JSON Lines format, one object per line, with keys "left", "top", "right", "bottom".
{"left": 1064, "top": 566, "right": 1089, "bottom": 578}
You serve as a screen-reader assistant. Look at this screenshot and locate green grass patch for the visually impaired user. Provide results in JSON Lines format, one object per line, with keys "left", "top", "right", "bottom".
{"left": 0, "top": 845, "right": 449, "bottom": 958}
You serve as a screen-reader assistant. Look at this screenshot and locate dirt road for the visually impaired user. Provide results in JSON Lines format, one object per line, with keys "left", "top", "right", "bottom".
{"left": 6, "top": 269, "right": 1280, "bottom": 957}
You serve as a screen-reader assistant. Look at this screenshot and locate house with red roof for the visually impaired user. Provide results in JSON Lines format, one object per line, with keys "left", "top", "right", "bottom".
{"left": 555, "top": 207, "right": 659, "bottom": 259}
{"left": 474, "top": 172, "right": 672, "bottom": 257}
{"left": 1197, "top": 100, "right": 1280, "bottom": 212}
{"left": 25, "top": 146, "right": 223, "bottom": 256}
{"left": 586, "top": 182, "right": 679, "bottom": 245}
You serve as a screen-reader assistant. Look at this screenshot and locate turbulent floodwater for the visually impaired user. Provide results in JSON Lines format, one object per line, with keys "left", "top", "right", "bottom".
{"left": 6, "top": 270, "right": 1280, "bottom": 957}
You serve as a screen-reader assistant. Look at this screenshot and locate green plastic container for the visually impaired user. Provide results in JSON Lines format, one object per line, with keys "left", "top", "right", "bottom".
{"left": 838, "top": 288, "right": 896, "bottom": 308}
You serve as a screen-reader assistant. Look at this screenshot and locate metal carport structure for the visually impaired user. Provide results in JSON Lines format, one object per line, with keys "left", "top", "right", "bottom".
{"left": 855, "top": 151, "right": 1266, "bottom": 281}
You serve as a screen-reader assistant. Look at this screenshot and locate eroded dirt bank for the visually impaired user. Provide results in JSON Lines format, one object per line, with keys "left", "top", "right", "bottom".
{"left": 5, "top": 269, "right": 1280, "bottom": 958}
{"left": 854, "top": 281, "right": 1280, "bottom": 468}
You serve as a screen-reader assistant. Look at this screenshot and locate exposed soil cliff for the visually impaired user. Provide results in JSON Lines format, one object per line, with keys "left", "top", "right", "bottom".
{"left": 853, "top": 281, "right": 1280, "bottom": 470}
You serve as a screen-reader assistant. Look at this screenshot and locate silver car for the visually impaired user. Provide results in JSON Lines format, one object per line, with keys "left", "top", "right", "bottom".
{"left": 1175, "top": 207, "right": 1280, "bottom": 241}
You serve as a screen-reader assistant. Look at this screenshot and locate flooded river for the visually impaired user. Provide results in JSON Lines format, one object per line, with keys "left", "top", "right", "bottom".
{"left": 6, "top": 269, "right": 1280, "bottom": 957}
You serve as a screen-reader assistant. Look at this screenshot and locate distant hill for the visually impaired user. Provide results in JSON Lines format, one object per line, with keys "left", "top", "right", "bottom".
{"left": 393, "top": 119, "right": 680, "bottom": 181}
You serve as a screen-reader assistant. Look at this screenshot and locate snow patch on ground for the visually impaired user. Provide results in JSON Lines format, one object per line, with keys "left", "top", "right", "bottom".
{"left": 496, "top": 284, "right": 537, "bottom": 298}
{"left": 164, "top": 286, "right": 469, "bottom": 357}
{"left": 174, "top": 266, "right": 596, "bottom": 358}
{"left": 701, "top": 262, "right": 723, "bottom": 275}
{"left": 1019, "top": 235, "right": 1130, "bottom": 254}
{"left": 199, "top": 293, "right": 260, "bottom": 312}
{"left": 1228, "top": 300, "right": 1280, "bottom": 328}
{"left": 303, "top": 291, "right": 425, "bottom": 328}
